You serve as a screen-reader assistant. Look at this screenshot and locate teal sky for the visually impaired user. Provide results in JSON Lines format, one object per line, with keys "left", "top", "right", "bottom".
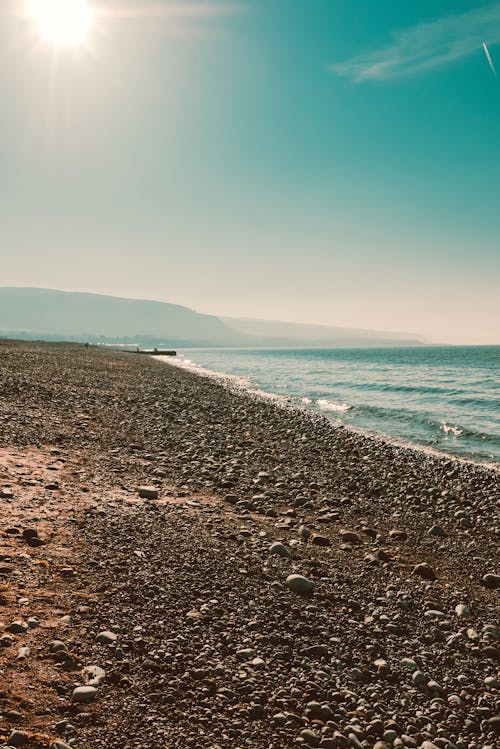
{"left": 1, "top": 0, "right": 499, "bottom": 343}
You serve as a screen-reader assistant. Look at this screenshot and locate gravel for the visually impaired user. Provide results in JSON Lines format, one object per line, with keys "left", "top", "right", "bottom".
{"left": 0, "top": 341, "right": 498, "bottom": 749}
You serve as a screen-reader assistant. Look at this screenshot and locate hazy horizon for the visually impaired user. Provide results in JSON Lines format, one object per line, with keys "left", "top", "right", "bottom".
{"left": 1, "top": 1, "right": 499, "bottom": 345}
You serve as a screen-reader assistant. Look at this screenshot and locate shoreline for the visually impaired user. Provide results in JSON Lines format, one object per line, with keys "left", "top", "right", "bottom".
{"left": 1, "top": 341, "right": 499, "bottom": 749}
{"left": 154, "top": 353, "right": 500, "bottom": 474}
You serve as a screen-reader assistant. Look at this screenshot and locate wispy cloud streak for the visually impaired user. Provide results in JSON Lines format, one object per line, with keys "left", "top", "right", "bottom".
{"left": 483, "top": 41, "right": 498, "bottom": 76}
{"left": 331, "top": 5, "right": 500, "bottom": 82}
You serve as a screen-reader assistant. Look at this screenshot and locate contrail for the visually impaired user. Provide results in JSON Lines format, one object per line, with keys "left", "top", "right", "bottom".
{"left": 482, "top": 42, "right": 497, "bottom": 77}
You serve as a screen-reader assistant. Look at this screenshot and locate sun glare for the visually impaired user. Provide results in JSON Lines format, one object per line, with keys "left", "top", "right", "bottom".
{"left": 27, "top": 0, "right": 95, "bottom": 47}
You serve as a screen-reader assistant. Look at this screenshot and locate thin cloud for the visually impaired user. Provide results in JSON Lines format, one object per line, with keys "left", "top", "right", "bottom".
{"left": 483, "top": 41, "right": 498, "bottom": 76}
{"left": 331, "top": 4, "right": 500, "bottom": 82}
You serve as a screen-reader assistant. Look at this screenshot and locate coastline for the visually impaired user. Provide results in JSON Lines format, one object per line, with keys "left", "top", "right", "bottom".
{"left": 155, "top": 353, "right": 500, "bottom": 474}
{"left": 1, "top": 341, "right": 499, "bottom": 749}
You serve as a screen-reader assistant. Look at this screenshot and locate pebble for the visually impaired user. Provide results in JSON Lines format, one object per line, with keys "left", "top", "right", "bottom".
{"left": 286, "top": 574, "right": 313, "bottom": 594}
{"left": 311, "top": 533, "right": 330, "bottom": 547}
{"left": 428, "top": 525, "right": 447, "bottom": 537}
{"left": 137, "top": 485, "right": 159, "bottom": 500}
{"left": 412, "top": 563, "right": 437, "bottom": 580}
{"left": 72, "top": 686, "right": 98, "bottom": 704}
{"left": 269, "top": 542, "right": 292, "bottom": 559}
{"left": 482, "top": 573, "right": 500, "bottom": 589}
{"left": 7, "top": 732, "right": 28, "bottom": 747}
{"left": 95, "top": 630, "right": 117, "bottom": 644}
{"left": 340, "top": 530, "right": 360, "bottom": 543}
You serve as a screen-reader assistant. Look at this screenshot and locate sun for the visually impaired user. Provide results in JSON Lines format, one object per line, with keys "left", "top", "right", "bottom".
{"left": 27, "top": 0, "right": 95, "bottom": 47}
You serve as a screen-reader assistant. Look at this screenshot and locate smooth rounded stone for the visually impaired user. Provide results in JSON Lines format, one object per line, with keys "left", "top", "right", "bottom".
{"left": 340, "top": 530, "right": 360, "bottom": 543}
{"left": 137, "top": 485, "right": 159, "bottom": 500}
{"left": 5, "top": 621, "right": 28, "bottom": 634}
{"left": 27, "top": 617, "right": 40, "bottom": 628}
{"left": 236, "top": 648, "right": 255, "bottom": 660}
{"left": 428, "top": 525, "right": 447, "bottom": 537}
{"left": 311, "top": 533, "right": 330, "bottom": 547}
{"left": 482, "top": 573, "right": 500, "bottom": 589}
{"left": 72, "top": 686, "right": 98, "bottom": 704}
{"left": 455, "top": 603, "right": 470, "bottom": 618}
{"left": 95, "top": 630, "right": 117, "bottom": 644}
{"left": 305, "top": 701, "right": 322, "bottom": 716}
{"left": 50, "top": 742, "right": 73, "bottom": 749}
{"left": 412, "top": 670, "right": 427, "bottom": 686}
{"left": 7, "top": 732, "right": 28, "bottom": 747}
{"left": 484, "top": 675, "right": 500, "bottom": 688}
{"left": 373, "top": 743, "right": 392, "bottom": 749}
{"left": 383, "top": 730, "right": 398, "bottom": 742}
{"left": 401, "top": 658, "right": 418, "bottom": 670}
{"left": 425, "top": 609, "right": 447, "bottom": 620}
{"left": 319, "top": 741, "right": 336, "bottom": 749}
{"left": 49, "top": 640, "right": 68, "bottom": 653}
{"left": 413, "top": 563, "right": 438, "bottom": 581}
{"left": 487, "top": 716, "right": 500, "bottom": 734}
{"left": 348, "top": 733, "right": 364, "bottom": 749}
{"left": 389, "top": 529, "right": 408, "bottom": 541}
{"left": 303, "top": 644, "right": 329, "bottom": 659}
{"left": 272, "top": 713, "right": 287, "bottom": 726}
{"left": 269, "top": 542, "right": 292, "bottom": 559}
{"left": 286, "top": 574, "right": 313, "bottom": 594}
{"left": 300, "top": 728, "right": 320, "bottom": 747}
{"left": 270, "top": 581, "right": 284, "bottom": 592}
{"left": 17, "top": 647, "right": 30, "bottom": 660}
{"left": 419, "top": 743, "right": 440, "bottom": 749}
{"left": 0, "top": 488, "right": 14, "bottom": 499}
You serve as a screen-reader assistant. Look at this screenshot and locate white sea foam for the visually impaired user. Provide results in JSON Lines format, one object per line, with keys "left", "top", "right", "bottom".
{"left": 316, "top": 398, "right": 352, "bottom": 413}
{"left": 301, "top": 397, "right": 312, "bottom": 405}
{"left": 441, "top": 422, "right": 463, "bottom": 437}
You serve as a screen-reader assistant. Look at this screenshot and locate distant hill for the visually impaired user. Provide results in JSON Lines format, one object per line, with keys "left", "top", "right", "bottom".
{"left": 222, "top": 317, "right": 425, "bottom": 347}
{"left": 0, "top": 287, "right": 425, "bottom": 347}
{"left": 0, "top": 287, "right": 247, "bottom": 347}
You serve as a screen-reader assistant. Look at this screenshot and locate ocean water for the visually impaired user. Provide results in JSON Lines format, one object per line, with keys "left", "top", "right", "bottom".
{"left": 171, "top": 346, "right": 500, "bottom": 466}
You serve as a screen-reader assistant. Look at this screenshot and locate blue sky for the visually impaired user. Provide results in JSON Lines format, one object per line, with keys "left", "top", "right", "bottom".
{"left": 1, "top": 0, "right": 499, "bottom": 342}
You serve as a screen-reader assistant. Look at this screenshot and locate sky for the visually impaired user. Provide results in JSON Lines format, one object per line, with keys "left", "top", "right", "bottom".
{"left": 1, "top": 0, "right": 499, "bottom": 344}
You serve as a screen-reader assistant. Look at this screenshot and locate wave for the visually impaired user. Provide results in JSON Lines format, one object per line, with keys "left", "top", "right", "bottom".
{"left": 441, "top": 422, "right": 464, "bottom": 437}
{"left": 316, "top": 398, "right": 352, "bottom": 413}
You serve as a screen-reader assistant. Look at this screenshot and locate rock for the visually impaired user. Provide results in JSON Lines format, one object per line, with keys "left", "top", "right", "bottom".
{"left": 412, "top": 563, "right": 437, "bottom": 580}
{"left": 340, "top": 530, "right": 360, "bottom": 543}
{"left": 7, "top": 731, "right": 28, "bottom": 747}
{"left": 488, "top": 716, "right": 500, "bottom": 734}
{"left": 482, "top": 573, "right": 500, "bottom": 589}
{"left": 96, "top": 630, "right": 117, "bottom": 644}
{"left": 303, "top": 644, "right": 329, "bottom": 659}
{"left": 0, "top": 488, "right": 13, "bottom": 498}
{"left": 286, "top": 574, "right": 313, "bottom": 594}
{"left": 137, "top": 485, "right": 159, "bottom": 500}
{"left": 50, "top": 742, "right": 73, "bottom": 749}
{"left": 300, "top": 728, "right": 320, "bottom": 747}
{"left": 82, "top": 665, "right": 106, "bottom": 686}
{"left": 428, "top": 525, "right": 447, "bottom": 537}
{"left": 455, "top": 603, "right": 470, "bottom": 618}
{"left": 311, "top": 533, "right": 330, "bottom": 547}
{"left": 5, "top": 621, "right": 28, "bottom": 634}
{"left": 72, "top": 686, "right": 98, "bottom": 704}
{"left": 49, "top": 640, "right": 68, "bottom": 653}
{"left": 269, "top": 542, "right": 292, "bottom": 559}
{"left": 389, "top": 529, "right": 408, "bottom": 541}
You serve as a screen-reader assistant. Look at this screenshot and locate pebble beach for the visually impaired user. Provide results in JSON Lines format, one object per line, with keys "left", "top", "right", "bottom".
{"left": 0, "top": 341, "right": 499, "bottom": 749}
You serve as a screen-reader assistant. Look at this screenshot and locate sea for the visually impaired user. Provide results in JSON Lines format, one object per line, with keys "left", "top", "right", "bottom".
{"left": 168, "top": 346, "right": 500, "bottom": 467}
